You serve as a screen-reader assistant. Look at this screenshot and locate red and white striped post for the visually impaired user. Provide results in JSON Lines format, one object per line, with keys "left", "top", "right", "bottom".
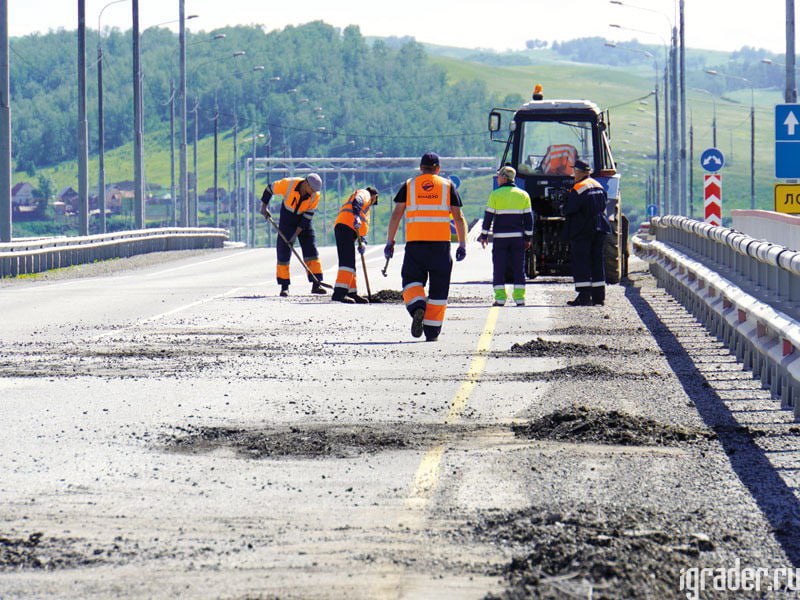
{"left": 704, "top": 174, "right": 721, "bottom": 226}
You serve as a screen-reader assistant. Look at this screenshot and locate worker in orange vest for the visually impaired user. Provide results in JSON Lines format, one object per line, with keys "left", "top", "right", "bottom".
{"left": 384, "top": 152, "right": 467, "bottom": 342}
{"left": 332, "top": 186, "right": 379, "bottom": 304}
{"left": 259, "top": 173, "right": 326, "bottom": 296}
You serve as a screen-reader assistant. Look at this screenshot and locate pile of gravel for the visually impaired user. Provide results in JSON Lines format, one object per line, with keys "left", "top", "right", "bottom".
{"left": 512, "top": 406, "right": 712, "bottom": 446}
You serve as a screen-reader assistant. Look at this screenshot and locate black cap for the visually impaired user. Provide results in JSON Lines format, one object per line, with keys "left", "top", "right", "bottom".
{"left": 573, "top": 159, "right": 592, "bottom": 172}
{"left": 420, "top": 152, "right": 440, "bottom": 167}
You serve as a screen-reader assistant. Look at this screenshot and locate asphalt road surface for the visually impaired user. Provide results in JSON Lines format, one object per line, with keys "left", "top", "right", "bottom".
{"left": 2, "top": 243, "right": 800, "bottom": 599}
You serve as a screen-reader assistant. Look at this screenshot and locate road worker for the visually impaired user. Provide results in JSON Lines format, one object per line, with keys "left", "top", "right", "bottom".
{"left": 563, "top": 159, "right": 612, "bottom": 306}
{"left": 384, "top": 152, "right": 467, "bottom": 342}
{"left": 478, "top": 165, "right": 533, "bottom": 306}
{"left": 332, "top": 186, "right": 379, "bottom": 304}
{"left": 259, "top": 173, "right": 326, "bottom": 297}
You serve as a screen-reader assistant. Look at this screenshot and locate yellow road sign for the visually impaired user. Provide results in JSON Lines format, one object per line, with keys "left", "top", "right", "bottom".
{"left": 774, "top": 184, "right": 800, "bottom": 214}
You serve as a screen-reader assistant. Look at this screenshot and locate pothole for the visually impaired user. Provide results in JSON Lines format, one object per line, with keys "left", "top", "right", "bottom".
{"left": 161, "top": 423, "right": 489, "bottom": 459}
{"left": 0, "top": 533, "right": 121, "bottom": 571}
{"left": 469, "top": 504, "right": 717, "bottom": 600}
{"left": 512, "top": 407, "right": 712, "bottom": 446}
{"left": 485, "top": 363, "right": 665, "bottom": 382}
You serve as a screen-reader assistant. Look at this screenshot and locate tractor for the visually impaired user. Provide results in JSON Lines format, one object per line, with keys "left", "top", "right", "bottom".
{"left": 488, "top": 86, "right": 629, "bottom": 283}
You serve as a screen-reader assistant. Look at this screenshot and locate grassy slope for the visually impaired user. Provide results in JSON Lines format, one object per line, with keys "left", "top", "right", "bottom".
{"left": 25, "top": 48, "right": 783, "bottom": 235}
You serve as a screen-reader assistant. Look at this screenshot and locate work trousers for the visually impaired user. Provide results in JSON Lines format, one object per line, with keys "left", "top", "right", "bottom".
{"left": 571, "top": 232, "right": 606, "bottom": 298}
{"left": 401, "top": 241, "right": 452, "bottom": 339}
{"left": 275, "top": 205, "right": 323, "bottom": 287}
{"left": 333, "top": 223, "right": 358, "bottom": 300}
{"left": 492, "top": 237, "right": 526, "bottom": 301}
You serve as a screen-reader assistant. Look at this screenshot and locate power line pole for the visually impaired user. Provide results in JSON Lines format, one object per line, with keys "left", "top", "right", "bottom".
{"left": 179, "top": 0, "right": 188, "bottom": 227}
{"left": 669, "top": 27, "right": 679, "bottom": 215}
{"left": 78, "top": 0, "right": 89, "bottom": 236}
{"left": 0, "top": 0, "right": 10, "bottom": 243}
{"left": 679, "top": 0, "right": 687, "bottom": 216}
{"left": 132, "top": 0, "right": 144, "bottom": 229}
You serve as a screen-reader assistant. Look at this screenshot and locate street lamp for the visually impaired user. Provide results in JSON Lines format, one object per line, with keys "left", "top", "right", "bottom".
{"left": 705, "top": 69, "right": 755, "bottom": 210}
{"left": 610, "top": 22, "right": 678, "bottom": 215}
{"left": 96, "top": 0, "right": 128, "bottom": 234}
{"left": 611, "top": 0, "right": 686, "bottom": 216}
{"left": 605, "top": 41, "right": 662, "bottom": 214}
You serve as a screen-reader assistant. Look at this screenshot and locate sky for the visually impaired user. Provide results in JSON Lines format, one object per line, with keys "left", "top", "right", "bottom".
{"left": 5, "top": 0, "right": 795, "bottom": 55}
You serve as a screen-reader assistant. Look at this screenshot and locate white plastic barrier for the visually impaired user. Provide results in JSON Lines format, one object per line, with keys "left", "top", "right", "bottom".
{"left": 731, "top": 209, "right": 800, "bottom": 252}
{"left": 0, "top": 228, "right": 228, "bottom": 278}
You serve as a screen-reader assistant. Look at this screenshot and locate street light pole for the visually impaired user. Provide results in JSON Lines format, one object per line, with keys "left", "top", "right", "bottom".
{"left": 0, "top": 0, "right": 10, "bottom": 243}
{"left": 78, "top": 0, "right": 90, "bottom": 235}
{"left": 131, "top": 0, "right": 144, "bottom": 229}
{"left": 96, "top": 0, "right": 127, "bottom": 234}
{"left": 192, "top": 97, "right": 199, "bottom": 226}
{"left": 179, "top": 0, "right": 188, "bottom": 227}
{"left": 213, "top": 98, "right": 219, "bottom": 228}
{"left": 691, "top": 87, "right": 717, "bottom": 147}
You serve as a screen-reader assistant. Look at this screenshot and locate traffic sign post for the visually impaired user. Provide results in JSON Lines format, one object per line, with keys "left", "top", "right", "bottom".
{"left": 704, "top": 174, "right": 721, "bottom": 226}
{"left": 646, "top": 203, "right": 658, "bottom": 219}
{"left": 775, "top": 104, "right": 800, "bottom": 179}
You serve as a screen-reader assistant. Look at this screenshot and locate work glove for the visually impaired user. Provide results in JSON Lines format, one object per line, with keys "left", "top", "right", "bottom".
{"left": 455, "top": 244, "right": 466, "bottom": 262}
{"left": 478, "top": 233, "right": 488, "bottom": 248}
{"left": 357, "top": 242, "right": 365, "bottom": 255}
{"left": 384, "top": 240, "right": 395, "bottom": 260}
{"left": 260, "top": 203, "right": 271, "bottom": 220}
{"left": 287, "top": 227, "right": 302, "bottom": 245}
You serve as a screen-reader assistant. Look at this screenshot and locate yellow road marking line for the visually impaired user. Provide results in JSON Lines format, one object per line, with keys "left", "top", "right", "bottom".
{"left": 405, "top": 306, "right": 500, "bottom": 507}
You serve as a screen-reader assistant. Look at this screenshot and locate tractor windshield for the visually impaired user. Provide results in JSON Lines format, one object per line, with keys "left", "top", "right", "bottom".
{"left": 516, "top": 120, "right": 594, "bottom": 177}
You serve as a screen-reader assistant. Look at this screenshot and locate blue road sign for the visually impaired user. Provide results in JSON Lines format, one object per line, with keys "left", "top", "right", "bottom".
{"left": 646, "top": 203, "right": 658, "bottom": 219}
{"left": 449, "top": 175, "right": 461, "bottom": 189}
{"left": 700, "top": 147, "right": 725, "bottom": 173}
{"left": 775, "top": 104, "right": 800, "bottom": 178}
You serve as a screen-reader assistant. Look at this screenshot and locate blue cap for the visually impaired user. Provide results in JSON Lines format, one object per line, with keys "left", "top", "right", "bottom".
{"left": 573, "top": 159, "right": 591, "bottom": 172}
{"left": 420, "top": 152, "right": 440, "bottom": 167}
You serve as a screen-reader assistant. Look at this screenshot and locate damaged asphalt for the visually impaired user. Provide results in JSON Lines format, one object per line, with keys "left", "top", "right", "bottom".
{"left": 2, "top": 246, "right": 800, "bottom": 598}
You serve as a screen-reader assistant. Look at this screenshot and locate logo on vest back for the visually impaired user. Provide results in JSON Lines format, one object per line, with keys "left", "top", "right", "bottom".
{"left": 422, "top": 181, "right": 435, "bottom": 192}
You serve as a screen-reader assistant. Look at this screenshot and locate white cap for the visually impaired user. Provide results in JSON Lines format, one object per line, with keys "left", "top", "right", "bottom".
{"left": 306, "top": 173, "right": 322, "bottom": 192}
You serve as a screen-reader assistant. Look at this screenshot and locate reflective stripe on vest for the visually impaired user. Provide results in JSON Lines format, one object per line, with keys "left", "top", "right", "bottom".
{"left": 334, "top": 189, "right": 370, "bottom": 236}
{"left": 277, "top": 177, "right": 319, "bottom": 214}
{"left": 406, "top": 175, "right": 451, "bottom": 242}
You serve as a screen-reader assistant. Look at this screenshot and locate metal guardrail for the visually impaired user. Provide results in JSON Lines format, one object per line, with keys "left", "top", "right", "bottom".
{"left": 634, "top": 216, "right": 800, "bottom": 417}
{"left": 0, "top": 228, "right": 228, "bottom": 278}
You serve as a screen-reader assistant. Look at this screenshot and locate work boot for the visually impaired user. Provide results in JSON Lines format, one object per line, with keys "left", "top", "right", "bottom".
{"left": 425, "top": 334, "right": 439, "bottom": 342}
{"left": 310, "top": 282, "right": 327, "bottom": 295}
{"left": 411, "top": 307, "right": 425, "bottom": 338}
{"left": 347, "top": 292, "right": 369, "bottom": 304}
{"left": 332, "top": 295, "right": 355, "bottom": 304}
{"left": 566, "top": 291, "right": 592, "bottom": 306}
{"left": 279, "top": 285, "right": 289, "bottom": 297}
{"left": 592, "top": 286, "right": 606, "bottom": 306}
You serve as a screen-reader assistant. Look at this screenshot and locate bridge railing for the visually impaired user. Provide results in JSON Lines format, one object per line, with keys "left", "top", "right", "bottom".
{"left": 0, "top": 228, "right": 228, "bottom": 278}
{"left": 633, "top": 215, "right": 800, "bottom": 417}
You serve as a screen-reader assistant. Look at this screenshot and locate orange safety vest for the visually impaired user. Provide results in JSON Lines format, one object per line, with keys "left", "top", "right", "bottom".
{"left": 541, "top": 144, "right": 577, "bottom": 176}
{"left": 334, "top": 189, "right": 371, "bottom": 236}
{"left": 273, "top": 177, "right": 320, "bottom": 215}
{"left": 405, "top": 174, "right": 452, "bottom": 242}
